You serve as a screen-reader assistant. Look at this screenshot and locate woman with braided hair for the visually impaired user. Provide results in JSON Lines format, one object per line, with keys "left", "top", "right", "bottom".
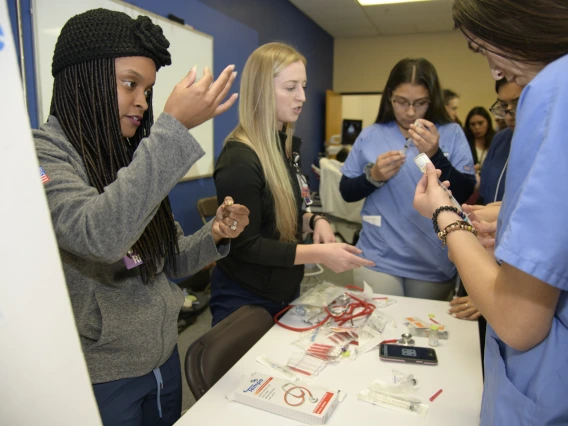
{"left": 34, "top": 8, "right": 248, "bottom": 425}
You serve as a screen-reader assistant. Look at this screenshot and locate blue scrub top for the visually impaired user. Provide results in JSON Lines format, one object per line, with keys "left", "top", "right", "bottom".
{"left": 486, "top": 54, "right": 568, "bottom": 425}
{"left": 341, "top": 121, "right": 474, "bottom": 282}
{"left": 480, "top": 127, "right": 513, "bottom": 204}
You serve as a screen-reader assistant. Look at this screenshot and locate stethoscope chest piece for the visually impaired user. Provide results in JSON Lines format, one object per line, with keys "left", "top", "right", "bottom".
{"left": 398, "top": 333, "right": 415, "bottom": 346}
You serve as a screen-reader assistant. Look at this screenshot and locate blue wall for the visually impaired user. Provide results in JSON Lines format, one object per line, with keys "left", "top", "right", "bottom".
{"left": 7, "top": 0, "right": 333, "bottom": 235}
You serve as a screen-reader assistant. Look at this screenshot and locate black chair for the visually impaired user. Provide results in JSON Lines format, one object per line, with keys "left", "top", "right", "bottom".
{"left": 176, "top": 195, "right": 218, "bottom": 299}
{"left": 197, "top": 196, "right": 219, "bottom": 225}
{"left": 184, "top": 305, "right": 274, "bottom": 401}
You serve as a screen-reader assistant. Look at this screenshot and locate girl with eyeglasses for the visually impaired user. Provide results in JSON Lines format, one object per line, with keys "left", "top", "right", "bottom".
{"left": 340, "top": 58, "right": 476, "bottom": 299}
{"left": 413, "top": 1, "right": 568, "bottom": 424}
{"left": 478, "top": 79, "right": 522, "bottom": 204}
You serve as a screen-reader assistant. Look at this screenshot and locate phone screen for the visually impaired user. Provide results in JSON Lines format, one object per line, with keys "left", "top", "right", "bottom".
{"left": 380, "top": 344, "right": 438, "bottom": 365}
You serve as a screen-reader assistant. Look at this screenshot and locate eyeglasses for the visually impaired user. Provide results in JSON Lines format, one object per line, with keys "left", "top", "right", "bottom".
{"left": 392, "top": 97, "right": 430, "bottom": 112}
{"left": 489, "top": 100, "right": 517, "bottom": 119}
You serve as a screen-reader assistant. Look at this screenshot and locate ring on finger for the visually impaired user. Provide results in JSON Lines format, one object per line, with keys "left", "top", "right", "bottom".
{"left": 230, "top": 220, "right": 237, "bottom": 231}
{"left": 464, "top": 303, "right": 469, "bottom": 308}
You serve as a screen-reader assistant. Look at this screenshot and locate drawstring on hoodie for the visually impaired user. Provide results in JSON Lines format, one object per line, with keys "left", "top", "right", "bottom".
{"left": 152, "top": 367, "right": 164, "bottom": 418}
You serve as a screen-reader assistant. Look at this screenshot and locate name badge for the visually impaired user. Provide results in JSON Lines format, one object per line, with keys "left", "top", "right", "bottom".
{"left": 296, "top": 172, "right": 313, "bottom": 206}
{"left": 293, "top": 152, "right": 312, "bottom": 206}
{"left": 123, "top": 249, "right": 144, "bottom": 269}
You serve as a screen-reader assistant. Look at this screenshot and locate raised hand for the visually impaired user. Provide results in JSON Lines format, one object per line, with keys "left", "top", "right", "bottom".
{"left": 164, "top": 65, "right": 239, "bottom": 130}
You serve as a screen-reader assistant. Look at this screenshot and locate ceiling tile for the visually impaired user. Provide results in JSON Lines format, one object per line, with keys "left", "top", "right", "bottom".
{"left": 314, "top": 7, "right": 369, "bottom": 19}
{"left": 290, "top": 0, "right": 453, "bottom": 38}
{"left": 327, "top": 26, "right": 380, "bottom": 37}
{"left": 362, "top": 0, "right": 450, "bottom": 17}
{"left": 290, "top": 0, "right": 355, "bottom": 9}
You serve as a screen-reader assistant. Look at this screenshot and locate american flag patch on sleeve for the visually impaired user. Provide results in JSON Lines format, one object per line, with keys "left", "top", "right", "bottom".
{"left": 39, "top": 166, "right": 50, "bottom": 184}
{"left": 463, "top": 165, "right": 472, "bottom": 171}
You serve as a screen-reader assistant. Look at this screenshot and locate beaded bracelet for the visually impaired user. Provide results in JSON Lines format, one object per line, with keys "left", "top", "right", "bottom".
{"left": 432, "top": 206, "right": 468, "bottom": 233}
{"left": 437, "top": 220, "right": 477, "bottom": 248}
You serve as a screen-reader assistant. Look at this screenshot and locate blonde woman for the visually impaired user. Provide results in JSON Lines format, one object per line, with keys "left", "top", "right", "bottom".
{"left": 211, "top": 42, "right": 374, "bottom": 325}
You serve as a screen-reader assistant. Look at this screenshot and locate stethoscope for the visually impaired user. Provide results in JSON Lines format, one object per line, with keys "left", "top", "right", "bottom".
{"left": 282, "top": 383, "right": 318, "bottom": 406}
{"left": 493, "top": 152, "right": 510, "bottom": 203}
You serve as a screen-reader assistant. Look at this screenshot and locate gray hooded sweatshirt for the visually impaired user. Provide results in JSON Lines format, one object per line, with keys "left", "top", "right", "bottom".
{"left": 34, "top": 112, "right": 228, "bottom": 384}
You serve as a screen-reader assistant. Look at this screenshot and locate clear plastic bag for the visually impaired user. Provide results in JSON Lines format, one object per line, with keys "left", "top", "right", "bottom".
{"left": 286, "top": 352, "right": 327, "bottom": 377}
{"left": 289, "top": 281, "right": 345, "bottom": 308}
{"left": 372, "top": 298, "right": 397, "bottom": 309}
{"left": 294, "top": 326, "right": 357, "bottom": 362}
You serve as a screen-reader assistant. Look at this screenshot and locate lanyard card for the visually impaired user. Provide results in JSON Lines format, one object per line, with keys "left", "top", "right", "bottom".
{"left": 123, "top": 249, "right": 144, "bottom": 270}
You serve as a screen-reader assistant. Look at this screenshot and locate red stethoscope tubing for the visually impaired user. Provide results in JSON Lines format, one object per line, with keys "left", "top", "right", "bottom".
{"left": 273, "top": 286, "right": 375, "bottom": 331}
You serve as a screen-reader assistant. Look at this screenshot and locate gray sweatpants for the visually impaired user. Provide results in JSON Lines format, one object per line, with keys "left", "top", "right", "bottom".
{"left": 353, "top": 267, "right": 454, "bottom": 301}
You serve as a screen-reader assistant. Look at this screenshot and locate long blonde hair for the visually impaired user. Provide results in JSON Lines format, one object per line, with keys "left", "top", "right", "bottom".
{"left": 227, "top": 42, "right": 306, "bottom": 242}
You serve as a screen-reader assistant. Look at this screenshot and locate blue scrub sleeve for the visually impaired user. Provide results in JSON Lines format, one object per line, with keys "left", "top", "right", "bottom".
{"left": 495, "top": 63, "right": 568, "bottom": 290}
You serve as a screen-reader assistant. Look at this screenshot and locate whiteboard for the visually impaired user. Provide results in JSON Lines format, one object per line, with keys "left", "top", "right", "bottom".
{"left": 32, "top": 0, "right": 214, "bottom": 180}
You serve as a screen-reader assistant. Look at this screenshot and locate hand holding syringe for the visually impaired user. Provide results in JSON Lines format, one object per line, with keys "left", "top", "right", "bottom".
{"left": 414, "top": 153, "right": 471, "bottom": 224}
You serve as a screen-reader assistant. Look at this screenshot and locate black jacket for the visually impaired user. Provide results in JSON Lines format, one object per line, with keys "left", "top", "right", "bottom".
{"left": 213, "top": 133, "right": 304, "bottom": 302}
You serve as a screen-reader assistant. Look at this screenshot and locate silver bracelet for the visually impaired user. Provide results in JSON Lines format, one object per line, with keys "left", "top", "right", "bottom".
{"left": 364, "top": 163, "right": 385, "bottom": 188}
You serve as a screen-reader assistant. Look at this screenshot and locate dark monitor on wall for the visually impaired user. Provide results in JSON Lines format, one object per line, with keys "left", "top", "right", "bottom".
{"left": 341, "top": 119, "right": 363, "bottom": 145}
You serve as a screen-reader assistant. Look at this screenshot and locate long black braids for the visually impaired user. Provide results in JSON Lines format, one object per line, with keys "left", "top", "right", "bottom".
{"left": 50, "top": 57, "right": 178, "bottom": 283}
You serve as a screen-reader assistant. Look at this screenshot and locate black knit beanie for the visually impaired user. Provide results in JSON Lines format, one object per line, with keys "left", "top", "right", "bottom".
{"left": 52, "top": 8, "right": 171, "bottom": 76}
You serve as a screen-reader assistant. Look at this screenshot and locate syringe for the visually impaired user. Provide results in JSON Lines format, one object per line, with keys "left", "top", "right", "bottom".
{"left": 414, "top": 153, "right": 471, "bottom": 224}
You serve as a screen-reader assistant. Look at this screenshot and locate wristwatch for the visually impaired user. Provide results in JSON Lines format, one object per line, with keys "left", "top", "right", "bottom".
{"left": 364, "top": 163, "right": 385, "bottom": 188}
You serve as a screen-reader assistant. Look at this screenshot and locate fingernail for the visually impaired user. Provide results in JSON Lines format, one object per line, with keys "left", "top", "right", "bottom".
{"left": 233, "top": 71, "right": 238, "bottom": 78}
{"left": 451, "top": 313, "right": 456, "bottom": 318}
{"left": 426, "top": 163, "right": 434, "bottom": 171}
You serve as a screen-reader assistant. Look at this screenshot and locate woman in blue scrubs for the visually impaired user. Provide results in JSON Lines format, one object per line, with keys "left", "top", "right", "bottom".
{"left": 340, "top": 58, "right": 476, "bottom": 299}
{"left": 413, "top": 1, "right": 568, "bottom": 424}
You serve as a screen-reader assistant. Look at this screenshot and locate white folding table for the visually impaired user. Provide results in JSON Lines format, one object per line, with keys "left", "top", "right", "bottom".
{"left": 175, "top": 294, "right": 483, "bottom": 425}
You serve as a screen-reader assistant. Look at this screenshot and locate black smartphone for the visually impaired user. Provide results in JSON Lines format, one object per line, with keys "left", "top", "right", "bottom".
{"left": 379, "top": 343, "right": 438, "bottom": 365}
